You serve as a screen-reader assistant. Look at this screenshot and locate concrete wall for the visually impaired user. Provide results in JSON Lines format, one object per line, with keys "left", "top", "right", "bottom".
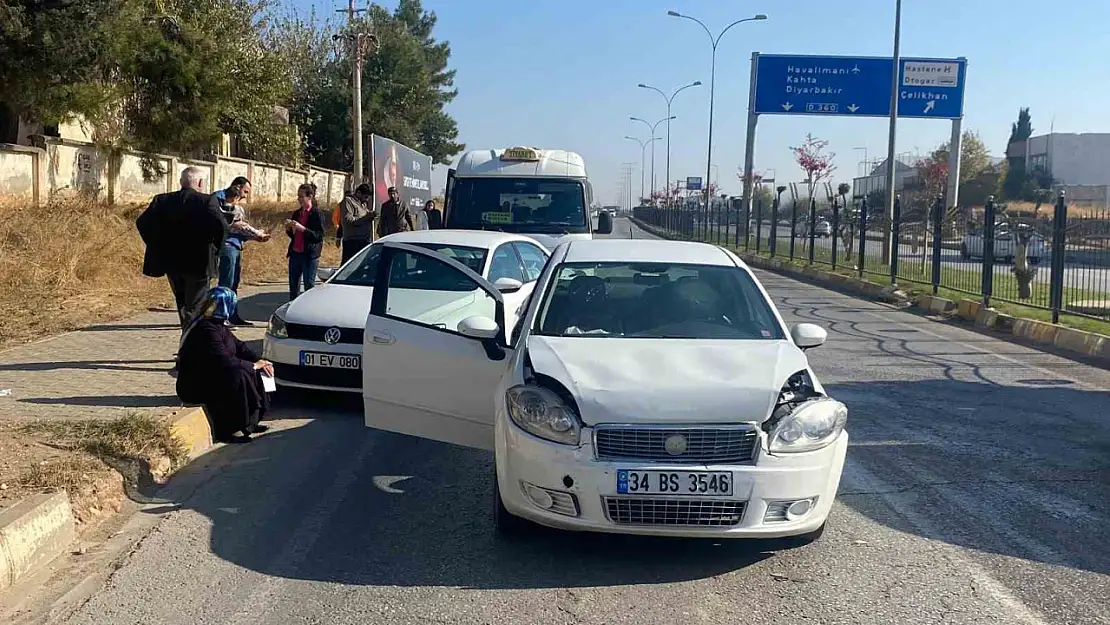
{"left": 0, "top": 145, "right": 39, "bottom": 202}
{"left": 0, "top": 138, "right": 348, "bottom": 206}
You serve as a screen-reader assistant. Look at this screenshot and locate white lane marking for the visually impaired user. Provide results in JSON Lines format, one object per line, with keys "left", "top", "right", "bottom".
{"left": 841, "top": 461, "right": 1052, "bottom": 625}
{"left": 372, "top": 475, "right": 412, "bottom": 494}
{"left": 222, "top": 432, "right": 378, "bottom": 625}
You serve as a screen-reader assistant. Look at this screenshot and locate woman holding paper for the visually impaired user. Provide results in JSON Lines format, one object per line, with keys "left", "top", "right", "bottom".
{"left": 176, "top": 287, "right": 272, "bottom": 444}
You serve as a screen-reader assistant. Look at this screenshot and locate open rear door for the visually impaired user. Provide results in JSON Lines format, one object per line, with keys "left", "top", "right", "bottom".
{"left": 362, "top": 242, "right": 510, "bottom": 450}
{"left": 443, "top": 167, "right": 456, "bottom": 223}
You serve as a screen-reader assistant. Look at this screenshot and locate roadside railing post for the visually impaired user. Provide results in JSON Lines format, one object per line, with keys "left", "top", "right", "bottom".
{"left": 890, "top": 194, "right": 901, "bottom": 285}
{"left": 831, "top": 197, "right": 840, "bottom": 270}
{"left": 1049, "top": 191, "right": 1068, "bottom": 323}
{"left": 789, "top": 199, "right": 798, "bottom": 260}
{"left": 931, "top": 195, "right": 944, "bottom": 295}
{"left": 858, "top": 196, "right": 869, "bottom": 277}
{"left": 769, "top": 194, "right": 779, "bottom": 257}
{"left": 981, "top": 196, "right": 996, "bottom": 308}
{"left": 755, "top": 199, "right": 764, "bottom": 253}
{"left": 807, "top": 196, "right": 817, "bottom": 265}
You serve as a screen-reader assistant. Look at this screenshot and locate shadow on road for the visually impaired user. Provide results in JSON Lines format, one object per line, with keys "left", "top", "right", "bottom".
{"left": 144, "top": 390, "right": 775, "bottom": 590}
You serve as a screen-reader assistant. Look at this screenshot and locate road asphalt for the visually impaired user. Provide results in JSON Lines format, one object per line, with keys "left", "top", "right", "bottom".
{"left": 19, "top": 218, "right": 1110, "bottom": 625}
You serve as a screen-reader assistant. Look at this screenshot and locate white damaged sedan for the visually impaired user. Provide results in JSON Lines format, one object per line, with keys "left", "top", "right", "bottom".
{"left": 362, "top": 238, "right": 847, "bottom": 540}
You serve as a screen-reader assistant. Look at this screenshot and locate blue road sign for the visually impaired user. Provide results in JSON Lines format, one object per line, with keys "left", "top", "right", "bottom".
{"left": 686, "top": 176, "right": 703, "bottom": 191}
{"left": 753, "top": 54, "right": 966, "bottom": 119}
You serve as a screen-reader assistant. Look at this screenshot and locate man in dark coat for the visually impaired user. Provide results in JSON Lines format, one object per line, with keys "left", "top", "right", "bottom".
{"left": 377, "top": 186, "right": 414, "bottom": 236}
{"left": 137, "top": 166, "right": 229, "bottom": 330}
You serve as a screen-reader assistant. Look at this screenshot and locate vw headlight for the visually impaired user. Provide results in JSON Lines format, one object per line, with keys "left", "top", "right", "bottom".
{"left": 505, "top": 385, "right": 581, "bottom": 445}
{"left": 769, "top": 398, "right": 847, "bottom": 453}
{"left": 267, "top": 305, "right": 289, "bottom": 339}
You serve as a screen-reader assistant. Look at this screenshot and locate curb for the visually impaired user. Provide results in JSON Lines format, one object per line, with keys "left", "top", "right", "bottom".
{"left": 0, "top": 493, "right": 76, "bottom": 592}
{"left": 0, "top": 407, "right": 214, "bottom": 593}
{"left": 628, "top": 218, "right": 1110, "bottom": 365}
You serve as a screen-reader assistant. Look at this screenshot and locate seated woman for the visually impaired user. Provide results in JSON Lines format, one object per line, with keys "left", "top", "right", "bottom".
{"left": 176, "top": 287, "right": 273, "bottom": 444}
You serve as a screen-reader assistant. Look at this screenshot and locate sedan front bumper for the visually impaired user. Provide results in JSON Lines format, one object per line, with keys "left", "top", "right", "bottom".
{"left": 495, "top": 417, "right": 847, "bottom": 539}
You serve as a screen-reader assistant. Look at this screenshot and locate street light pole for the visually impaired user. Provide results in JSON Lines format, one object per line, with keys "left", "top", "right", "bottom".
{"left": 669, "top": 10, "right": 767, "bottom": 224}
{"left": 631, "top": 116, "right": 675, "bottom": 200}
{"left": 638, "top": 81, "right": 701, "bottom": 207}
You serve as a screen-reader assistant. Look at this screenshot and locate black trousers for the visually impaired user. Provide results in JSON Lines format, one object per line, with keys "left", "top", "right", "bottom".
{"left": 341, "top": 238, "right": 370, "bottom": 265}
{"left": 167, "top": 272, "right": 212, "bottom": 330}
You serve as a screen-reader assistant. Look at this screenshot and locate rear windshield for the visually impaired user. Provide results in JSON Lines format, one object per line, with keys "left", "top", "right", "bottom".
{"left": 534, "top": 261, "right": 784, "bottom": 340}
{"left": 330, "top": 243, "right": 487, "bottom": 287}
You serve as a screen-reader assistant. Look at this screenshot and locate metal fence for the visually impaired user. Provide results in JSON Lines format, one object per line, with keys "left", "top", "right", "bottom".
{"left": 632, "top": 192, "right": 1110, "bottom": 324}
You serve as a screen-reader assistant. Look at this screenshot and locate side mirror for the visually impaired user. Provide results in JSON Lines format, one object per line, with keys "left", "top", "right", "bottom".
{"left": 317, "top": 267, "right": 336, "bottom": 281}
{"left": 791, "top": 323, "right": 827, "bottom": 350}
{"left": 457, "top": 315, "right": 501, "bottom": 340}
{"left": 492, "top": 277, "right": 524, "bottom": 293}
{"left": 594, "top": 211, "right": 614, "bottom": 235}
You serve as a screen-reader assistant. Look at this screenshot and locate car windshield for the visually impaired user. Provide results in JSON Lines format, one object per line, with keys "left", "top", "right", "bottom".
{"left": 330, "top": 242, "right": 487, "bottom": 287}
{"left": 534, "top": 261, "right": 785, "bottom": 339}
{"left": 447, "top": 177, "right": 588, "bottom": 234}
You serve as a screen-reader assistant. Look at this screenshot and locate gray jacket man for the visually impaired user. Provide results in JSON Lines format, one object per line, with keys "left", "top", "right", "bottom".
{"left": 340, "top": 183, "right": 375, "bottom": 265}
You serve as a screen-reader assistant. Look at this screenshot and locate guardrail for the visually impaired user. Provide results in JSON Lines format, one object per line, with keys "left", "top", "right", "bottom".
{"left": 633, "top": 192, "right": 1110, "bottom": 324}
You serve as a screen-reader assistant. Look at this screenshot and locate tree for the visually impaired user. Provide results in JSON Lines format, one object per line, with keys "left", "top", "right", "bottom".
{"left": 0, "top": 0, "right": 129, "bottom": 141}
{"left": 791, "top": 134, "right": 835, "bottom": 255}
{"left": 269, "top": 0, "right": 464, "bottom": 171}
{"left": 1008, "top": 107, "right": 1033, "bottom": 145}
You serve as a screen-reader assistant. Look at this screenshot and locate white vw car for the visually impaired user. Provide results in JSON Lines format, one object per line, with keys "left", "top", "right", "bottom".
{"left": 263, "top": 230, "right": 550, "bottom": 392}
{"left": 361, "top": 238, "right": 848, "bottom": 541}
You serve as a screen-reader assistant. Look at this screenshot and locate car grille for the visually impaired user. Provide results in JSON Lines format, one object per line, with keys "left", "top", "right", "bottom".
{"left": 273, "top": 363, "right": 362, "bottom": 389}
{"left": 285, "top": 323, "right": 364, "bottom": 345}
{"left": 603, "top": 497, "right": 746, "bottom": 527}
{"left": 594, "top": 426, "right": 759, "bottom": 464}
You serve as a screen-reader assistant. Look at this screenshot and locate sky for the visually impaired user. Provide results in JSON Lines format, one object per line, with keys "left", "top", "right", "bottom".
{"left": 296, "top": 0, "right": 1110, "bottom": 205}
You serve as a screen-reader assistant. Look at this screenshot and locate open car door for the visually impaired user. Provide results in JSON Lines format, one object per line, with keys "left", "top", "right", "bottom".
{"left": 363, "top": 241, "right": 511, "bottom": 451}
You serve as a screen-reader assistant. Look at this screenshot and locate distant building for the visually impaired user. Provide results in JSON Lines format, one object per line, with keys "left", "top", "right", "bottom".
{"left": 1007, "top": 132, "right": 1110, "bottom": 187}
{"left": 851, "top": 158, "right": 921, "bottom": 198}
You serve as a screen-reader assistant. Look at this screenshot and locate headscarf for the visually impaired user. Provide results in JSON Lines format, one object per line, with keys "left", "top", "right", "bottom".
{"left": 201, "top": 286, "right": 238, "bottom": 321}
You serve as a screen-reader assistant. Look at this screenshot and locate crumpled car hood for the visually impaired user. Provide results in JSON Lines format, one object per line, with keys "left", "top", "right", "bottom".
{"left": 524, "top": 335, "right": 811, "bottom": 425}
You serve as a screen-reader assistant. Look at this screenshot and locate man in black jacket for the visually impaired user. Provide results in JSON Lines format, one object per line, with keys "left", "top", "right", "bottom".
{"left": 137, "top": 166, "right": 229, "bottom": 332}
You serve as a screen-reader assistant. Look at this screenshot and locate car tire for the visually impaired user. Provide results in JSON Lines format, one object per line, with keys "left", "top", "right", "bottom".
{"left": 772, "top": 522, "right": 826, "bottom": 550}
{"left": 493, "top": 474, "right": 530, "bottom": 538}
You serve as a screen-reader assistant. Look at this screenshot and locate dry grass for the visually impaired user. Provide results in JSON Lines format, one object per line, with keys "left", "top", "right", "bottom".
{"left": 19, "top": 413, "right": 189, "bottom": 471}
{"left": 0, "top": 197, "right": 339, "bottom": 349}
{"left": 19, "top": 453, "right": 112, "bottom": 492}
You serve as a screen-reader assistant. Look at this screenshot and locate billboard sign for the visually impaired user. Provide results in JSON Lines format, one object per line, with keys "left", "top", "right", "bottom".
{"left": 686, "top": 176, "right": 703, "bottom": 191}
{"left": 370, "top": 134, "right": 434, "bottom": 223}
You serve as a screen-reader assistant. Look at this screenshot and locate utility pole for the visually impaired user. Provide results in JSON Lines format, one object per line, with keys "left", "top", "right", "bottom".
{"left": 335, "top": 1, "right": 378, "bottom": 186}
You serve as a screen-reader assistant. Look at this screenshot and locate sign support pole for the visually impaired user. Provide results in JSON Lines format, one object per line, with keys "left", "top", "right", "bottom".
{"left": 946, "top": 117, "right": 963, "bottom": 213}
{"left": 881, "top": 0, "right": 903, "bottom": 265}
{"left": 742, "top": 52, "right": 760, "bottom": 225}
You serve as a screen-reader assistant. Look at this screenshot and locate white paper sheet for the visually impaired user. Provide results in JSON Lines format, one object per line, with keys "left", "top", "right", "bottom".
{"left": 261, "top": 372, "right": 277, "bottom": 393}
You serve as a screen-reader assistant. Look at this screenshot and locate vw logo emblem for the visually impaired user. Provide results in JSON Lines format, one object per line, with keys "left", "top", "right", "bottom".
{"left": 323, "top": 327, "right": 342, "bottom": 345}
{"left": 664, "top": 434, "right": 688, "bottom": 456}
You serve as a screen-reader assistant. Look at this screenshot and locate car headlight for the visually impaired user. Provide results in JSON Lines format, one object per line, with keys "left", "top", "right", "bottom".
{"left": 505, "top": 385, "right": 581, "bottom": 446}
{"left": 267, "top": 305, "right": 289, "bottom": 339}
{"left": 769, "top": 397, "right": 847, "bottom": 453}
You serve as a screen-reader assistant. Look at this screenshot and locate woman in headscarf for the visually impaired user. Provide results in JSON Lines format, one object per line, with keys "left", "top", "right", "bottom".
{"left": 176, "top": 287, "right": 273, "bottom": 444}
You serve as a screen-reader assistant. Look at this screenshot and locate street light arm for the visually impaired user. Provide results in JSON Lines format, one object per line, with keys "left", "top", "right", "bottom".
{"left": 629, "top": 117, "right": 653, "bottom": 135}
{"left": 715, "top": 16, "right": 765, "bottom": 48}
{"left": 668, "top": 81, "right": 701, "bottom": 105}
{"left": 639, "top": 83, "right": 668, "bottom": 104}
{"left": 674, "top": 13, "right": 714, "bottom": 46}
